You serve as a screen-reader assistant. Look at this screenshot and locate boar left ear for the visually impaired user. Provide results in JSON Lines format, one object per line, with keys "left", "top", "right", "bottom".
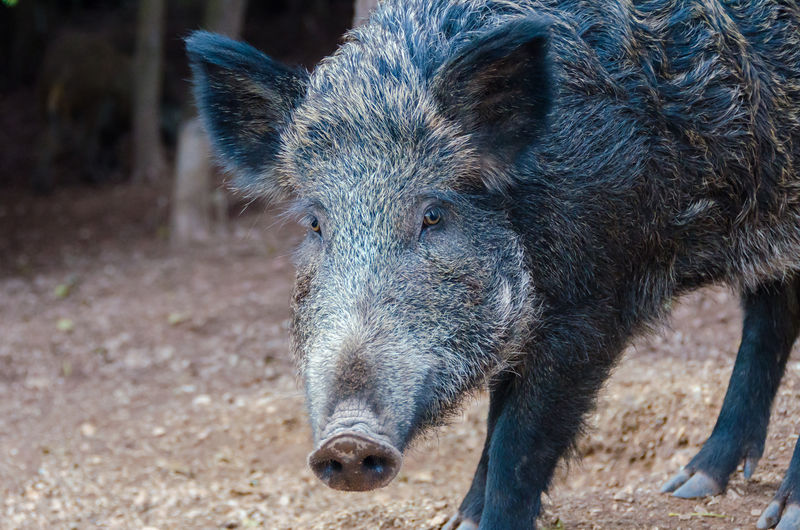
{"left": 434, "top": 17, "right": 552, "bottom": 180}
{"left": 186, "top": 31, "right": 309, "bottom": 198}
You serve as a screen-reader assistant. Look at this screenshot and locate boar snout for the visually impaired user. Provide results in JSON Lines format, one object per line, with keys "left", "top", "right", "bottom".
{"left": 308, "top": 400, "right": 403, "bottom": 491}
{"left": 308, "top": 431, "right": 402, "bottom": 491}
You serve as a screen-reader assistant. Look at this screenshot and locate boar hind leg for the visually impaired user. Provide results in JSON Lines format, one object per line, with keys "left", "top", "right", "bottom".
{"left": 662, "top": 276, "right": 800, "bottom": 499}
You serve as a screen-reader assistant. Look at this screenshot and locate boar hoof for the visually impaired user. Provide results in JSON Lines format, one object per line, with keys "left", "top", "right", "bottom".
{"left": 442, "top": 513, "right": 478, "bottom": 530}
{"left": 758, "top": 500, "right": 800, "bottom": 529}
{"left": 777, "top": 505, "right": 800, "bottom": 530}
{"left": 308, "top": 432, "right": 401, "bottom": 491}
{"left": 661, "top": 470, "right": 721, "bottom": 498}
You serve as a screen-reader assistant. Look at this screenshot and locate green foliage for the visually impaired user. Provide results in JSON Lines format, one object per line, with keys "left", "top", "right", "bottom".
{"left": 2, "top": 0, "right": 19, "bottom": 7}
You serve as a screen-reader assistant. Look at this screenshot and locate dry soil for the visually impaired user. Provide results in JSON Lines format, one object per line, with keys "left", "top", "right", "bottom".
{"left": 2, "top": 185, "right": 800, "bottom": 529}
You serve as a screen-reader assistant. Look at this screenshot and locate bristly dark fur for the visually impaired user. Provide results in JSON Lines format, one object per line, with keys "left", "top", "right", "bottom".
{"left": 188, "top": 1, "right": 800, "bottom": 527}
{"left": 433, "top": 16, "right": 552, "bottom": 183}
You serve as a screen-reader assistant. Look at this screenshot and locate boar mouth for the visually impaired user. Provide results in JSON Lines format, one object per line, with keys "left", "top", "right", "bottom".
{"left": 308, "top": 431, "right": 402, "bottom": 491}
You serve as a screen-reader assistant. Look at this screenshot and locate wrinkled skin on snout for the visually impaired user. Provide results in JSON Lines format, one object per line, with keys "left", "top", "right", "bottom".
{"left": 186, "top": 16, "right": 542, "bottom": 493}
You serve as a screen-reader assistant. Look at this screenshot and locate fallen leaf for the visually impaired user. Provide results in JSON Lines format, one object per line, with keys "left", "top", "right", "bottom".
{"left": 53, "top": 275, "right": 78, "bottom": 299}
{"left": 56, "top": 318, "right": 74, "bottom": 332}
{"left": 54, "top": 283, "right": 71, "bottom": 299}
{"left": 668, "top": 511, "right": 728, "bottom": 519}
{"left": 167, "top": 312, "right": 189, "bottom": 325}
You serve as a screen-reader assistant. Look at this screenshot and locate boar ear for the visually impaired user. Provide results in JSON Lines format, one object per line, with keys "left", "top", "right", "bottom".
{"left": 434, "top": 17, "right": 552, "bottom": 179}
{"left": 186, "top": 31, "right": 308, "bottom": 198}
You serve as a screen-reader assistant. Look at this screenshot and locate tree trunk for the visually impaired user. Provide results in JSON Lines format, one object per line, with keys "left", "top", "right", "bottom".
{"left": 353, "top": 0, "right": 379, "bottom": 27}
{"left": 171, "top": 118, "right": 212, "bottom": 242}
{"left": 132, "top": 0, "right": 166, "bottom": 183}
{"left": 169, "top": 0, "right": 248, "bottom": 247}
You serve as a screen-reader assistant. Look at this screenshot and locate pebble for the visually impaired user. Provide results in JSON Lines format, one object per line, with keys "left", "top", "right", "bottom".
{"left": 79, "top": 423, "right": 96, "bottom": 437}
{"left": 193, "top": 394, "right": 212, "bottom": 406}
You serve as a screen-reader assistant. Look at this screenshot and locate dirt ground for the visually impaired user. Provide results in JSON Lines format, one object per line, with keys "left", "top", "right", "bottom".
{"left": 2, "top": 185, "right": 800, "bottom": 529}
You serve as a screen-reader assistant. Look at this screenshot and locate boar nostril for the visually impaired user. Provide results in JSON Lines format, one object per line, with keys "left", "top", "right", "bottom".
{"left": 361, "top": 455, "right": 385, "bottom": 474}
{"left": 318, "top": 459, "right": 343, "bottom": 480}
{"left": 308, "top": 432, "right": 402, "bottom": 491}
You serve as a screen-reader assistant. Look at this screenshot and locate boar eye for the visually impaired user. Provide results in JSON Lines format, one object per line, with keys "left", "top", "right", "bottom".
{"left": 422, "top": 208, "right": 442, "bottom": 227}
{"left": 310, "top": 216, "right": 321, "bottom": 233}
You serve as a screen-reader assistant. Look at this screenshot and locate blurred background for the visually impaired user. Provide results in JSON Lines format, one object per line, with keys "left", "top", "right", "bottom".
{"left": 2, "top": 1, "right": 800, "bottom": 528}
{"left": 0, "top": 0, "right": 362, "bottom": 256}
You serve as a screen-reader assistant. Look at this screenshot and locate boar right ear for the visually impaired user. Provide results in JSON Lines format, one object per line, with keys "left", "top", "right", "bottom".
{"left": 434, "top": 18, "right": 552, "bottom": 185}
{"left": 186, "top": 31, "right": 308, "bottom": 198}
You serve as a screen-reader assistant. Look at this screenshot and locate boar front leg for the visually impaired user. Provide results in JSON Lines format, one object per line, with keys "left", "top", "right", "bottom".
{"left": 445, "top": 374, "right": 517, "bottom": 530}
{"left": 451, "top": 351, "right": 618, "bottom": 529}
